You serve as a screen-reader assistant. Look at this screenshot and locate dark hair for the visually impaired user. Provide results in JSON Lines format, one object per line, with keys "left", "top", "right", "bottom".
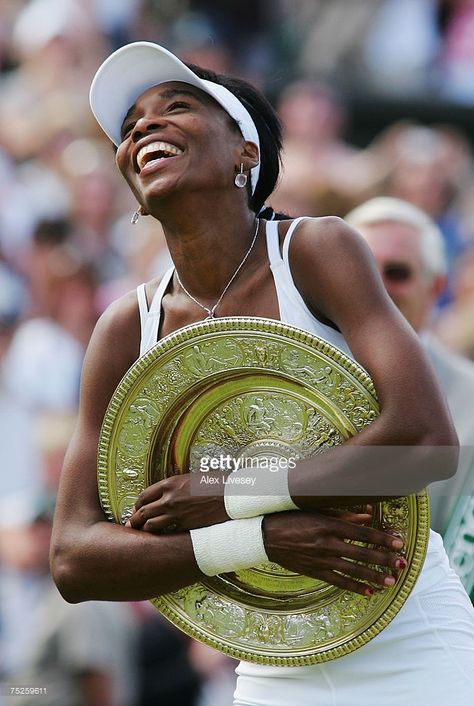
{"left": 186, "top": 64, "right": 283, "bottom": 215}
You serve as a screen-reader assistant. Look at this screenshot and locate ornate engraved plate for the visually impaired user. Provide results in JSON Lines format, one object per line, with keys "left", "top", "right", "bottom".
{"left": 97, "top": 317, "right": 429, "bottom": 665}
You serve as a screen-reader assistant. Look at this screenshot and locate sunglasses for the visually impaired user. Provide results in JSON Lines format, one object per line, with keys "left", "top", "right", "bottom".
{"left": 382, "top": 263, "right": 413, "bottom": 282}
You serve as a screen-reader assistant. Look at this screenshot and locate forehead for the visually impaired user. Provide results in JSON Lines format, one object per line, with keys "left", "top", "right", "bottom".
{"left": 141, "top": 81, "right": 208, "bottom": 102}
{"left": 123, "top": 81, "right": 223, "bottom": 122}
{"left": 357, "top": 220, "right": 423, "bottom": 263}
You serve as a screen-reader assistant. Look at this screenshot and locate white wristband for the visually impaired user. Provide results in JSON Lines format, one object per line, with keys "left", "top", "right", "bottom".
{"left": 190, "top": 516, "right": 268, "bottom": 576}
{"left": 224, "top": 466, "right": 298, "bottom": 520}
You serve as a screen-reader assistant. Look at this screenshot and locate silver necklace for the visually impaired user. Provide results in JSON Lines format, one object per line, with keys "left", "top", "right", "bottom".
{"left": 175, "top": 219, "right": 259, "bottom": 320}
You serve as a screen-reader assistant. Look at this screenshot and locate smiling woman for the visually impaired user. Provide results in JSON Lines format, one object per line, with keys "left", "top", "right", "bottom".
{"left": 114, "top": 79, "right": 259, "bottom": 227}
{"left": 50, "top": 42, "right": 474, "bottom": 706}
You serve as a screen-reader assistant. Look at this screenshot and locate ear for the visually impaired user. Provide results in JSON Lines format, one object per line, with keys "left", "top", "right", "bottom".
{"left": 237, "top": 141, "right": 260, "bottom": 171}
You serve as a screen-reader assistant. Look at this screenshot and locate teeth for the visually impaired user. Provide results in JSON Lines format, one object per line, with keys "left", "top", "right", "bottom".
{"left": 137, "top": 141, "right": 182, "bottom": 170}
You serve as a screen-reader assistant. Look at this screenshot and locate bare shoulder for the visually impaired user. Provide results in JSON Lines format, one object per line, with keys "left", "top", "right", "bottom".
{"left": 79, "top": 287, "right": 144, "bottom": 429}
{"left": 283, "top": 215, "right": 373, "bottom": 268}
{"left": 91, "top": 288, "right": 141, "bottom": 369}
{"left": 279, "top": 216, "right": 382, "bottom": 326}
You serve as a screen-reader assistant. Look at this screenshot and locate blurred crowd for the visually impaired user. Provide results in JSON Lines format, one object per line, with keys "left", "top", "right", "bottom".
{"left": 1, "top": 1, "right": 474, "bottom": 705}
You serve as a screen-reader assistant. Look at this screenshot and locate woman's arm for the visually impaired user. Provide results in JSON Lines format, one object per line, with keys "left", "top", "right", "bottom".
{"left": 50, "top": 290, "right": 202, "bottom": 602}
{"left": 286, "top": 216, "right": 459, "bottom": 505}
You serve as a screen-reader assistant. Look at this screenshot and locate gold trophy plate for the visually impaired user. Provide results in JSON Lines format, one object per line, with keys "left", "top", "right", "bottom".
{"left": 97, "top": 317, "right": 429, "bottom": 665}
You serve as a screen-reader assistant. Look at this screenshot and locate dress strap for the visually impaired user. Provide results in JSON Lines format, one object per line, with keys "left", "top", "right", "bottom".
{"left": 136, "top": 282, "right": 149, "bottom": 336}
{"left": 137, "top": 266, "right": 175, "bottom": 357}
{"left": 264, "top": 219, "right": 283, "bottom": 266}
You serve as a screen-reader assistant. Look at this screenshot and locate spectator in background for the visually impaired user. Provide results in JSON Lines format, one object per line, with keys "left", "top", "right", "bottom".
{"left": 0, "top": 149, "right": 40, "bottom": 270}
{"left": 21, "top": 218, "right": 72, "bottom": 317}
{"left": 0, "top": 260, "right": 42, "bottom": 532}
{"left": 0, "top": 260, "right": 43, "bottom": 681}
{"left": 0, "top": 0, "right": 101, "bottom": 162}
{"left": 434, "top": 244, "right": 474, "bottom": 360}
{"left": 2, "top": 220, "right": 100, "bottom": 413}
{"left": 68, "top": 166, "right": 127, "bottom": 284}
{"left": 1, "top": 500, "right": 138, "bottom": 706}
{"left": 270, "top": 79, "right": 380, "bottom": 217}
{"left": 370, "top": 121, "right": 473, "bottom": 306}
{"left": 346, "top": 196, "right": 474, "bottom": 537}
{"left": 0, "top": 2, "right": 111, "bottom": 276}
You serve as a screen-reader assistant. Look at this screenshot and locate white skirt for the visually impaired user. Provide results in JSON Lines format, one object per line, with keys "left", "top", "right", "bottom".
{"left": 234, "top": 531, "right": 474, "bottom": 706}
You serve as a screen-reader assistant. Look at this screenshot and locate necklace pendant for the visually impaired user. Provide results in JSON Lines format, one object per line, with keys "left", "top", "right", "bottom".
{"left": 206, "top": 304, "right": 218, "bottom": 320}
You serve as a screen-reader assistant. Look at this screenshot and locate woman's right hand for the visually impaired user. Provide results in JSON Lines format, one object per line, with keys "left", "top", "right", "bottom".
{"left": 262, "top": 510, "right": 407, "bottom": 597}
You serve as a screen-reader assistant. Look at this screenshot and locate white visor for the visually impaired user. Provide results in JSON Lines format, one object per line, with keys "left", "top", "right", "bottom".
{"left": 89, "top": 41, "right": 261, "bottom": 193}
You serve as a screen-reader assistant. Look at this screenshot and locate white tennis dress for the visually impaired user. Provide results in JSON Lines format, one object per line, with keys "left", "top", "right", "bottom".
{"left": 137, "top": 218, "right": 474, "bottom": 706}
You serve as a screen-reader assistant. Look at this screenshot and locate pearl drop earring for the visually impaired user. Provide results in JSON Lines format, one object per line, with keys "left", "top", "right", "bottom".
{"left": 234, "top": 163, "right": 248, "bottom": 188}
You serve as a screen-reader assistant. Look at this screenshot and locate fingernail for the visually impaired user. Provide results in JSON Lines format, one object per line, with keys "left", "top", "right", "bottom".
{"left": 395, "top": 558, "right": 407, "bottom": 570}
{"left": 384, "top": 576, "right": 396, "bottom": 587}
{"left": 365, "top": 587, "right": 374, "bottom": 597}
{"left": 125, "top": 520, "right": 131, "bottom": 527}
{"left": 392, "top": 538, "right": 404, "bottom": 550}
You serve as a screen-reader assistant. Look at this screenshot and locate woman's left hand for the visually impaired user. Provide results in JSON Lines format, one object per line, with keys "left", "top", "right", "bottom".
{"left": 126, "top": 472, "right": 229, "bottom": 533}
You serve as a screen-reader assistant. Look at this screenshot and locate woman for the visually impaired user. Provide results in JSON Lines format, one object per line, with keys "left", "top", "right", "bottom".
{"left": 51, "top": 43, "right": 474, "bottom": 705}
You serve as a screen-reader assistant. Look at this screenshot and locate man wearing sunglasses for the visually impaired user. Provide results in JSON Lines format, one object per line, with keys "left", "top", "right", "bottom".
{"left": 345, "top": 196, "right": 474, "bottom": 541}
